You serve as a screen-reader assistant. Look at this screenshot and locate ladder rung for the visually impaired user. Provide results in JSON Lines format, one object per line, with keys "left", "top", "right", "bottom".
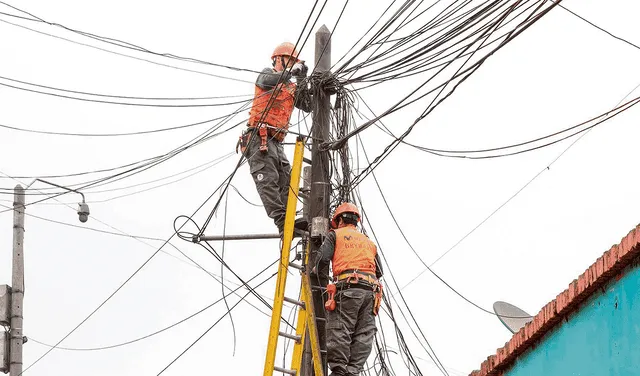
{"left": 311, "top": 285, "right": 326, "bottom": 291}
{"left": 274, "top": 366, "right": 297, "bottom": 375}
{"left": 279, "top": 331, "right": 302, "bottom": 343}
{"left": 288, "top": 262, "right": 303, "bottom": 270}
{"left": 314, "top": 317, "right": 326, "bottom": 322}
{"left": 284, "top": 296, "right": 305, "bottom": 308}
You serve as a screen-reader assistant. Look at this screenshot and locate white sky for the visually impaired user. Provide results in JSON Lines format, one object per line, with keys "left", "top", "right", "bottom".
{"left": 0, "top": 1, "right": 639, "bottom": 375}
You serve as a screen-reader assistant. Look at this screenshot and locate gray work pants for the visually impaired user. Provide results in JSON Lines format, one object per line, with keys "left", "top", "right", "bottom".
{"left": 326, "top": 287, "right": 377, "bottom": 376}
{"left": 245, "top": 133, "right": 291, "bottom": 230}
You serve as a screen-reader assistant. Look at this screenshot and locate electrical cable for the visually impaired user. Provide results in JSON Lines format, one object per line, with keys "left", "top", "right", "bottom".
{"left": 400, "top": 80, "right": 640, "bottom": 292}
{"left": 193, "top": 0, "right": 327, "bottom": 237}
{"left": 356, "top": 134, "right": 532, "bottom": 319}
{"left": 0, "top": 98, "right": 251, "bottom": 208}
{"left": 550, "top": 0, "right": 640, "bottom": 52}
{"left": 0, "top": 74, "right": 252, "bottom": 101}
{"left": 0, "top": 16, "right": 255, "bottom": 85}
{"left": 27, "top": 258, "right": 279, "bottom": 351}
{"left": 155, "top": 271, "right": 277, "bottom": 375}
{"left": 353, "top": 181, "right": 448, "bottom": 376}
{"left": 17, "top": 149, "right": 262, "bottom": 374}
{"left": 0, "top": 172, "right": 276, "bottom": 319}
{"left": 0, "top": 3, "right": 262, "bottom": 74}
{"left": 348, "top": 1, "right": 560, "bottom": 188}
{"left": 354, "top": 88, "right": 640, "bottom": 159}
{"left": 219, "top": 190, "right": 237, "bottom": 355}
{"left": 329, "top": 0, "right": 544, "bottom": 151}
{"left": 0, "top": 80, "right": 255, "bottom": 108}
{"left": 0, "top": 3, "right": 261, "bottom": 80}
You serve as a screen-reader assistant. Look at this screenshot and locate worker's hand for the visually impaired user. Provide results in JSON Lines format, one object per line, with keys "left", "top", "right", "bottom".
{"left": 291, "top": 61, "right": 308, "bottom": 79}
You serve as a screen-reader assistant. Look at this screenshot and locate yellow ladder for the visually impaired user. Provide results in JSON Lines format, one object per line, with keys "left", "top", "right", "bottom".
{"left": 263, "top": 137, "right": 324, "bottom": 376}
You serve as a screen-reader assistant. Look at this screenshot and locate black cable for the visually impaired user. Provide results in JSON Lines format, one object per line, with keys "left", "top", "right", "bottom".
{"left": 0, "top": 152, "right": 233, "bottom": 201}
{"left": 349, "top": 0, "right": 559, "bottom": 187}
{"left": 330, "top": 0, "right": 534, "bottom": 150}
{"left": 0, "top": 115, "right": 234, "bottom": 137}
{"left": 0, "top": 16, "right": 255, "bottom": 84}
{"left": 194, "top": 0, "right": 326, "bottom": 236}
{"left": 0, "top": 99, "right": 251, "bottom": 208}
{"left": 219, "top": 190, "right": 237, "bottom": 355}
{"left": 551, "top": 0, "right": 640, "bottom": 52}
{"left": 354, "top": 89, "right": 640, "bottom": 159}
{"left": 0, "top": 74, "right": 252, "bottom": 101}
{"left": 0, "top": 80, "right": 255, "bottom": 108}
{"left": 403, "top": 80, "right": 640, "bottom": 275}
{"left": 0, "top": 201, "right": 161, "bottom": 241}
{"left": 0, "top": 172, "right": 276, "bottom": 322}
{"left": 174, "top": 214, "right": 298, "bottom": 331}
{"left": 353, "top": 188, "right": 448, "bottom": 376}
{"left": 0, "top": 107, "right": 307, "bottom": 182}
{"left": 28, "top": 258, "right": 279, "bottom": 351}
{"left": 230, "top": 184, "right": 262, "bottom": 207}
{"left": 17, "top": 151, "right": 255, "bottom": 375}
{"left": 357, "top": 133, "right": 532, "bottom": 319}
{"left": 337, "top": 0, "right": 497, "bottom": 79}
{"left": 0, "top": 3, "right": 262, "bottom": 74}
{"left": 155, "top": 272, "right": 277, "bottom": 375}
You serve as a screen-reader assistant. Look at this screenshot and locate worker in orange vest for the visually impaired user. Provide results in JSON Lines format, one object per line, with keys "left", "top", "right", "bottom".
{"left": 237, "top": 42, "right": 313, "bottom": 236}
{"left": 313, "top": 202, "right": 384, "bottom": 376}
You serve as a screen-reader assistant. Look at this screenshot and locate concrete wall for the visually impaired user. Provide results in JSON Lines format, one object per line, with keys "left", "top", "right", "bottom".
{"left": 505, "top": 260, "right": 640, "bottom": 376}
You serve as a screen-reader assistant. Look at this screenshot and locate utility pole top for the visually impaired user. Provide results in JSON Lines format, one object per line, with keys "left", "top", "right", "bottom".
{"left": 314, "top": 25, "right": 331, "bottom": 70}
{"left": 317, "top": 24, "right": 330, "bottom": 35}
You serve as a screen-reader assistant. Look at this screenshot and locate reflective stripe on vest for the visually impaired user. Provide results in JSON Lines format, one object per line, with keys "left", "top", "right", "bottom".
{"left": 332, "top": 225, "right": 377, "bottom": 277}
{"left": 248, "top": 82, "right": 296, "bottom": 130}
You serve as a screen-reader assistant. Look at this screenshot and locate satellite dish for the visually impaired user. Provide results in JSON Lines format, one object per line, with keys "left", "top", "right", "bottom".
{"left": 493, "top": 301, "right": 534, "bottom": 334}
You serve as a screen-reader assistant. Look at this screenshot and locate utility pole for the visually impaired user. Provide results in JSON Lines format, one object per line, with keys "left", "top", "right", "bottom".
{"left": 10, "top": 185, "right": 25, "bottom": 376}
{"left": 302, "top": 24, "right": 331, "bottom": 376}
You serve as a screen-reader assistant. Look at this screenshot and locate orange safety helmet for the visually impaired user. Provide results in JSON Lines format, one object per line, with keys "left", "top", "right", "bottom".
{"left": 271, "top": 42, "right": 300, "bottom": 62}
{"left": 331, "top": 202, "right": 360, "bottom": 229}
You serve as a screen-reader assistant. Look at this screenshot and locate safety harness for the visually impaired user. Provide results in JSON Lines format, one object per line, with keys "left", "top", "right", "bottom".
{"left": 236, "top": 123, "right": 286, "bottom": 154}
{"left": 325, "top": 270, "right": 383, "bottom": 316}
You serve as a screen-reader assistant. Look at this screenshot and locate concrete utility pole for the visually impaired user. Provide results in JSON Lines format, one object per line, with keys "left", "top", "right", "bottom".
{"left": 302, "top": 24, "right": 332, "bottom": 376}
{"left": 10, "top": 185, "right": 25, "bottom": 376}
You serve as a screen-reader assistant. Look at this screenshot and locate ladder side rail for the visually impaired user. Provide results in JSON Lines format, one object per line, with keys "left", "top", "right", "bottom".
{"left": 262, "top": 137, "right": 306, "bottom": 376}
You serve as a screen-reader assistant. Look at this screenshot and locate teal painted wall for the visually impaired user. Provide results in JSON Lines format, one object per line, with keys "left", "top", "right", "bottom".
{"left": 505, "top": 260, "right": 640, "bottom": 376}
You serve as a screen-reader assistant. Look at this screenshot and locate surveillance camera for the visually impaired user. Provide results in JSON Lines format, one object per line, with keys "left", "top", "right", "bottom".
{"left": 78, "top": 202, "right": 90, "bottom": 223}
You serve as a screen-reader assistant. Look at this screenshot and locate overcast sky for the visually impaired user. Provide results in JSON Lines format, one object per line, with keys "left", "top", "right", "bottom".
{"left": 1, "top": 1, "right": 639, "bottom": 375}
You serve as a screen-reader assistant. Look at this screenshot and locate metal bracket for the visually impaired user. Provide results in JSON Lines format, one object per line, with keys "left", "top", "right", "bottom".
{"left": 0, "top": 285, "right": 10, "bottom": 327}
{"left": 311, "top": 217, "right": 328, "bottom": 239}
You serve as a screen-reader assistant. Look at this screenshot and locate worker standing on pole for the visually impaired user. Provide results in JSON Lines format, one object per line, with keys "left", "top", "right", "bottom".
{"left": 313, "top": 202, "right": 384, "bottom": 376}
{"left": 237, "top": 41, "right": 313, "bottom": 236}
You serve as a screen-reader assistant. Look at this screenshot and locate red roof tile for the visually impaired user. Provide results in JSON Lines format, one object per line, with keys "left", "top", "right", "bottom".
{"left": 469, "top": 224, "right": 640, "bottom": 376}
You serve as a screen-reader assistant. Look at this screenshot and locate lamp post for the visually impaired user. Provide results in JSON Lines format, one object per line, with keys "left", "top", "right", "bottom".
{"left": 3, "top": 180, "right": 90, "bottom": 375}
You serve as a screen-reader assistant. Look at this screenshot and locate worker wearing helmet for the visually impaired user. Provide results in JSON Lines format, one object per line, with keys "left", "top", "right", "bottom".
{"left": 238, "top": 42, "right": 313, "bottom": 236}
{"left": 313, "top": 202, "right": 384, "bottom": 376}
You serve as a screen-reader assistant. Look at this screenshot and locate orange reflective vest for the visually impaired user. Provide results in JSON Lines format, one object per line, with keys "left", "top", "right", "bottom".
{"left": 332, "top": 225, "right": 377, "bottom": 277}
{"left": 248, "top": 81, "right": 296, "bottom": 142}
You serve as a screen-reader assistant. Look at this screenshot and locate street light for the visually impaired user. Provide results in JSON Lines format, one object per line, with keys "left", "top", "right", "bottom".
{"left": 25, "top": 178, "right": 90, "bottom": 223}
{"left": 1, "top": 180, "right": 90, "bottom": 374}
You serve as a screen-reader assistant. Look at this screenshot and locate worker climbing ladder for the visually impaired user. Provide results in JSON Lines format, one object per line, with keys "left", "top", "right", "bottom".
{"left": 263, "top": 136, "right": 325, "bottom": 376}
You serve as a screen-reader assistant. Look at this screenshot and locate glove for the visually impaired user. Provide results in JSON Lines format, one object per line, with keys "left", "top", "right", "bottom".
{"left": 291, "top": 61, "right": 308, "bottom": 79}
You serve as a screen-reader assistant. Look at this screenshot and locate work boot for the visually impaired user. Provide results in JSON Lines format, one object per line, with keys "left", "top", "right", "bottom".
{"left": 294, "top": 217, "right": 309, "bottom": 231}
{"left": 278, "top": 227, "right": 306, "bottom": 239}
{"left": 278, "top": 218, "right": 308, "bottom": 239}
